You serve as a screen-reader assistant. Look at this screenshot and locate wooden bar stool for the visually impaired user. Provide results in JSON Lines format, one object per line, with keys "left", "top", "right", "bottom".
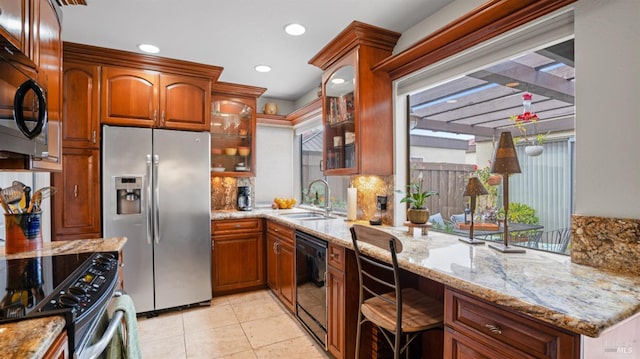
{"left": 350, "top": 224, "right": 443, "bottom": 358}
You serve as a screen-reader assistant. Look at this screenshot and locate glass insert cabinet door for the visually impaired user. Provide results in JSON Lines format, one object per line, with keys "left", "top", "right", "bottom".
{"left": 210, "top": 99, "right": 254, "bottom": 176}
{"left": 324, "top": 65, "right": 356, "bottom": 172}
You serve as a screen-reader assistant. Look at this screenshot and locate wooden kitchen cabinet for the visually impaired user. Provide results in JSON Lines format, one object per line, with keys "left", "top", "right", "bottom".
{"left": 51, "top": 59, "right": 101, "bottom": 241}
{"left": 101, "top": 66, "right": 211, "bottom": 131}
{"left": 266, "top": 220, "right": 296, "bottom": 312}
{"left": 444, "top": 288, "right": 580, "bottom": 359}
{"left": 211, "top": 219, "right": 265, "bottom": 295}
{"left": 51, "top": 148, "right": 101, "bottom": 240}
{"left": 30, "top": 0, "right": 62, "bottom": 171}
{"left": 327, "top": 244, "right": 346, "bottom": 358}
{"left": 43, "top": 330, "right": 69, "bottom": 359}
{"left": 309, "top": 21, "right": 400, "bottom": 176}
{"left": 61, "top": 61, "right": 100, "bottom": 149}
{"left": 0, "top": 0, "right": 32, "bottom": 64}
{"left": 210, "top": 82, "right": 265, "bottom": 177}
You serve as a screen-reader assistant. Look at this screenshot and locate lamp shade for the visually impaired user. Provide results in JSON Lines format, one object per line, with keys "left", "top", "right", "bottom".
{"left": 491, "top": 131, "right": 521, "bottom": 174}
{"left": 463, "top": 177, "right": 488, "bottom": 197}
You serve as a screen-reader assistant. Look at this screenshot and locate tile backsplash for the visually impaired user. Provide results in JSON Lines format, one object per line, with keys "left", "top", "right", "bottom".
{"left": 211, "top": 176, "right": 254, "bottom": 210}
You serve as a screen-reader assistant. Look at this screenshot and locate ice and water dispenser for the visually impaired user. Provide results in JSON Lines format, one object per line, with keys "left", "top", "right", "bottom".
{"left": 115, "top": 177, "right": 142, "bottom": 215}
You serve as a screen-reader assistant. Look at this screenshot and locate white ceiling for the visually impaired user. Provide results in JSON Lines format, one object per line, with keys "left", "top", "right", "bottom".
{"left": 60, "top": 0, "right": 452, "bottom": 101}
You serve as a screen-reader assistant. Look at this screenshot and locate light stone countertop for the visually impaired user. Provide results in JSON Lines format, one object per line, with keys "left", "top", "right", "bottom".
{"left": 213, "top": 208, "right": 640, "bottom": 338}
{"left": 0, "top": 237, "right": 127, "bottom": 358}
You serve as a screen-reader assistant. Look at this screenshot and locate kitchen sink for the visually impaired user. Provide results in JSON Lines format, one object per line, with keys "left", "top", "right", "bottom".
{"left": 277, "top": 211, "right": 336, "bottom": 220}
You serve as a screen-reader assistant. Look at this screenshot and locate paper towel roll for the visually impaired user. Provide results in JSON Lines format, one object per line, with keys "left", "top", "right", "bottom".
{"left": 347, "top": 187, "right": 357, "bottom": 221}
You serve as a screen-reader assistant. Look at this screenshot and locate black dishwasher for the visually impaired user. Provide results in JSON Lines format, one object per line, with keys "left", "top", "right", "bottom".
{"left": 295, "top": 230, "right": 328, "bottom": 348}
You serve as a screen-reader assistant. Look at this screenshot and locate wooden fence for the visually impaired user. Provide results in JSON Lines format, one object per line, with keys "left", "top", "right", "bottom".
{"left": 408, "top": 161, "right": 476, "bottom": 221}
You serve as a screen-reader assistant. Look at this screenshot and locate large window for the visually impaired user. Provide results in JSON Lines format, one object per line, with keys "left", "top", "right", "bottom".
{"left": 408, "top": 39, "right": 575, "bottom": 254}
{"left": 300, "top": 127, "right": 349, "bottom": 214}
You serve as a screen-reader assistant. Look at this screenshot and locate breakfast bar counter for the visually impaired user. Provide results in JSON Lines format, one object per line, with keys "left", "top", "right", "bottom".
{"left": 213, "top": 209, "right": 640, "bottom": 338}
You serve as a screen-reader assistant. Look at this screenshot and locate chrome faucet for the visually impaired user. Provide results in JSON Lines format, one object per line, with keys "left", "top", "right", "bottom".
{"left": 307, "top": 179, "right": 332, "bottom": 215}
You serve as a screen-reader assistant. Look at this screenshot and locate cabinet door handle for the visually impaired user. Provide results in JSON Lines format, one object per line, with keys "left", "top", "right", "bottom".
{"left": 153, "top": 110, "right": 157, "bottom": 122}
{"left": 73, "top": 185, "right": 78, "bottom": 198}
{"left": 161, "top": 111, "right": 165, "bottom": 125}
{"left": 330, "top": 253, "right": 338, "bottom": 260}
{"left": 319, "top": 160, "right": 323, "bottom": 171}
{"left": 92, "top": 130, "right": 96, "bottom": 144}
{"left": 485, "top": 324, "right": 502, "bottom": 335}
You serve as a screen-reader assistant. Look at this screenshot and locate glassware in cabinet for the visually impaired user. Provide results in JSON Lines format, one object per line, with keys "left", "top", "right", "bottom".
{"left": 210, "top": 98, "right": 255, "bottom": 176}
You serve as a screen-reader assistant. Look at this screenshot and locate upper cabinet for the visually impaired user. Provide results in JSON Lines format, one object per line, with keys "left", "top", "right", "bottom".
{"left": 0, "top": 0, "right": 33, "bottom": 66}
{"left": 101, "top": 67, "right": 211, "bottom": 131}
{"left": 0, "top": 0, "right": 63, "bottom": 171}
{"left": 210, "top": 82, "right": 265, "bottom": 177}
{"left": 309, "top": 21, "right": 400, "bottom": 176}
{"left": 30, "top": 0, "right": 62, "bottom": 171}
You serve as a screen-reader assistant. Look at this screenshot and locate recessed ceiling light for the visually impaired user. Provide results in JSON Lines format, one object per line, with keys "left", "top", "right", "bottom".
{"left": 284, "top": 23, "right": 306, "bottom": 36}
{"left": 138, "top": 44, "right": 160, "bottom": 54}
{"left": 254, "top": 65, "right": 272, "bottom": 73}
{"left": 505, "top": 82, "right": 520, "bottom": 88}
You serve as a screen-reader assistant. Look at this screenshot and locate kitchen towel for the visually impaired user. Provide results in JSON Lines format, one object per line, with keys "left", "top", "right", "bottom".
{"left": 347, "top": 187, "right": 357, "bottom": 221}
{"left": 107, "top": 294, "right": 142, "bottom": 359}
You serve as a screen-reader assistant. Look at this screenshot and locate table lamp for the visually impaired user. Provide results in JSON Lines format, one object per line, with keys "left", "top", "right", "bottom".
{"left": 459, "top": 176, "right": 488, "bottom": 245}
{"left": 489, "top": 131, "right": 525, "bottom": 253}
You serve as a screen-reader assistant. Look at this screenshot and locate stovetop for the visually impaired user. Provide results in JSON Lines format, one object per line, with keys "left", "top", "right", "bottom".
{"left": 0, "top": 251, "right": 118, "bottom": 321}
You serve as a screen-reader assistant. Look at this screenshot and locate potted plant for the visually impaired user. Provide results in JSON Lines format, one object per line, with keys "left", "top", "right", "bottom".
{"left": 398, "top": 172, "right": 439, "bottom": 224}
{"left": 498, "top": 202, "right": 539, "bottom": 241}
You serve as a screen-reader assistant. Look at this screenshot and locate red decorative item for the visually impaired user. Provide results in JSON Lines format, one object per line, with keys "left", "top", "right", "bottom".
{"left": 516, "top": 93, "right": 538, "bottom": 123}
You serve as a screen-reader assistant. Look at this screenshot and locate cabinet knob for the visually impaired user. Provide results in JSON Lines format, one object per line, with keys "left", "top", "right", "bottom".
{"left": 330, "top": 253, "right": 338, "bottom": 259}
{"left": 73, "top": 185, "right": 78, "bottom": 198}
{"left": 485, "top": 324, "right": 502, "bottom": 335}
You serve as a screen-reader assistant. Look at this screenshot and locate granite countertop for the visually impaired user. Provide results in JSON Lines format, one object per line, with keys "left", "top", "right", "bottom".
{"left": 0, "top": 237, "right": 127, "bottom": 359}
{"left": 0, "top": 316, "right": 66, "bottom": 359}
{"left": 0, "top": 237, "right": 127, "bottom": 259}
{"left": 213, "top": 208, "right": 640, "bottom": 338}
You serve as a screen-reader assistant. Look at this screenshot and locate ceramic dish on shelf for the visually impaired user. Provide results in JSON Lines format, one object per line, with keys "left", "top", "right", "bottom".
{"left": 224, "top": 148, "right": 237, "bottom": 155}
{"left": 237, "top": 146, "right": 250, "bottom": 156}
{"left": 211, "top": 167, "right": 225, "bottom": 172}
{"left": 235, "top": 166, "right": 250, "bottom": 171}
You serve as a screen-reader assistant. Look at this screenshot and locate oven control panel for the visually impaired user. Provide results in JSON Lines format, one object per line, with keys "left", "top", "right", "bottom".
{"left": 38, "top": 252, "right": 119, "bottom": 326}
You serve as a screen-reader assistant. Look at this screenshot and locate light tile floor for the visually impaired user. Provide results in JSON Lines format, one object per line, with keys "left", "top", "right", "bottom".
{"left": 137, "top": 289, "right": 332, "bottom": 358}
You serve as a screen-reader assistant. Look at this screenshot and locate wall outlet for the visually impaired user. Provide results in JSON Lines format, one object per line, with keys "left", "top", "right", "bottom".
{"left": 376, "top": 195, "right": 387, "bottom": 211}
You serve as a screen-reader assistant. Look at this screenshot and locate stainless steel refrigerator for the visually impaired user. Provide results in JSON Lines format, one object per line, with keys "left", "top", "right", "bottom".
{"left": 102, "top": 125, "right": 211, "bottom": 313}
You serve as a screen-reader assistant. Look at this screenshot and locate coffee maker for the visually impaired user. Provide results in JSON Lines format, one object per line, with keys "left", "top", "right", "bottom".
{"left": 237, "top": 186, "right": 252, "bottom": 211}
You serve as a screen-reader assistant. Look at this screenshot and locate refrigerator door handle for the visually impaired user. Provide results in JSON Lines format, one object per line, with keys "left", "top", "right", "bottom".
{"left": 146, "top": 155, "right": 153, "bottom": 245}
{"left": 153, "top": 154, "right": 160, "bottom": 244}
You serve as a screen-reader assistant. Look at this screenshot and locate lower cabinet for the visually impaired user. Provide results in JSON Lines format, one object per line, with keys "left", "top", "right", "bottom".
{"left": 44, "top": 330, "right": 69, "bottom": 359}
{"left": 211, "top": 218, "right": 264, "bottom": 295}
{"left": 444, "top": 288, "right": 580, "bottom": 358}
{"left": 327, "top": 244, "right": 346, "bottom": 358}
{"left": 266, "top": 220, "right": 296, "bottom": 312}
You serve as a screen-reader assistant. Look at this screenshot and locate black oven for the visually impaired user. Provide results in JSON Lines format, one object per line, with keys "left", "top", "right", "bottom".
{"left": 295, "top": 230, "right": 328, "bottom": 348}
{"left": 0, "top": 251, "right": 120, "bottom": 357}
{"left": 0, "top": 53, "right": 48, "bottom": 157}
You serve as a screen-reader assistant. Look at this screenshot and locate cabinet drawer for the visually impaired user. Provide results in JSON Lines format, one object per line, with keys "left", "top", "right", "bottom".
{"left": 328, "top": 244, "right": 345, "bottom": 271}
{"left": 445, "top": 288, "right": 579, "bottom": 358}
{"left": 266, "top": 221, "right": 295, "bottom": 245}
{"left": 212, "top": 218, "right": 263, "bottom": 235}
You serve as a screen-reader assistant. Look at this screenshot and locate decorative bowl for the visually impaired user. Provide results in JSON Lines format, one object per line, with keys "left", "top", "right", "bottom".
{"left": 224, "top": 148, "right": 237, "bottom": 155}
{"left": 237, "top": 147, "right": 250, "bottom": 156}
